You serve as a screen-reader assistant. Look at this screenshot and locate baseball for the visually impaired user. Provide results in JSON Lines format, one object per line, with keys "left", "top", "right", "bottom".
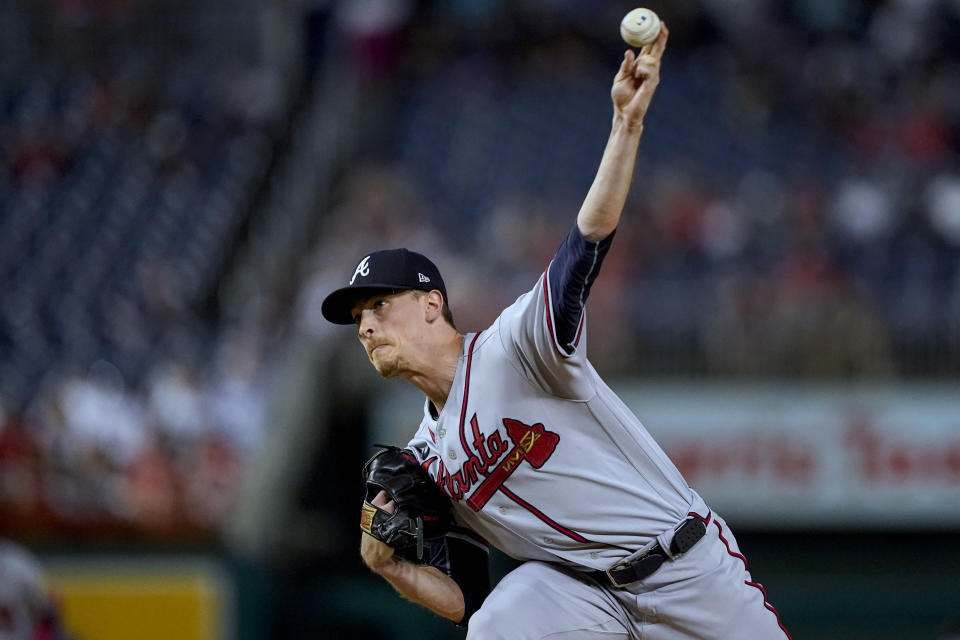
{"left": 620, "top": 8, "right": 661, "bottom": 48}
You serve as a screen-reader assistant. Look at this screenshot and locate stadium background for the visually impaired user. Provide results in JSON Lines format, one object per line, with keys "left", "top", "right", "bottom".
{"left": 1, "top": 0, "right": 959, "bottom": 638}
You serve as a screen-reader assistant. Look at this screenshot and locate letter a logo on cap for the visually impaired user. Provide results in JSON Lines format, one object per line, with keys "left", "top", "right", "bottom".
{"left": 350, "top": 256, "right": 371, "bottom": 285}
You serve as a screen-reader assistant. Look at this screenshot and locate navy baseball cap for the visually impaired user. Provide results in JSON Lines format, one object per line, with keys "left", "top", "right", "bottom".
{"left": 321, "top": 248, "right": 448, "bottom": 324}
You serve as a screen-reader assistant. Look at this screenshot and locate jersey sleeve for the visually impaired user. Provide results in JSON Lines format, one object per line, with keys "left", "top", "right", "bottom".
{"left": 497, "top": 223, "right": 615, "bottom": 399}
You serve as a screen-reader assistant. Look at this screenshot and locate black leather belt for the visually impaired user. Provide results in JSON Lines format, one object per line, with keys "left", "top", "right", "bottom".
{"left": 590, "top": 517, "right": 707, "bottom": 588}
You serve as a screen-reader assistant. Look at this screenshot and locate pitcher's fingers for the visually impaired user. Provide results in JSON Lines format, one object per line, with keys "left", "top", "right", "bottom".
{"left": 633, "top": 63, "right": 657, "bottom": 81}
{"left": 634, "top": 54, "right": 658, "bottom": 69}
{"left": 373, "top": 492, "right": 397, "bottom": 514}
{"left": 651, "top": 22, "right": 669, "bottom": 59}
{"left": 618, "top": 50, "right": 635, "bottom": 79}
{"left": 634, "top": 54, "right": 659, "bottom": 78}
{"left": 640, "top": 21, "right": 668, "bottom": 58}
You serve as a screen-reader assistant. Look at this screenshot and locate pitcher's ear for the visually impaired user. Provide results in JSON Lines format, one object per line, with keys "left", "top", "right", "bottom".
{"left": 423, "top": 289, "right": 444, "bottom": 321}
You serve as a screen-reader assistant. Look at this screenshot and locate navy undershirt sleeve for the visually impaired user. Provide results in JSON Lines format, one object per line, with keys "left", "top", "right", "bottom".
{"left": 547, "top": 223, "right": 616, "bottom": 353}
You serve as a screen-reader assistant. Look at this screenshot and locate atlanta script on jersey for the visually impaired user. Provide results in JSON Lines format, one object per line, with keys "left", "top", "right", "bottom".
{"left": 407, "top": 260, "right": 701, "bottom": 572}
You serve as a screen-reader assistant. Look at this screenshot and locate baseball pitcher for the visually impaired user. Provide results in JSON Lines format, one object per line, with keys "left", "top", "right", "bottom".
{"left": 323, "top": 24, "right": 791, "bottom": 639}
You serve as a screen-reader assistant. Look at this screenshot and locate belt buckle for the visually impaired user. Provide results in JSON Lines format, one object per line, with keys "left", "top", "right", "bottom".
{"left": 604, "top": 557, "right": 636, "bottom": 588}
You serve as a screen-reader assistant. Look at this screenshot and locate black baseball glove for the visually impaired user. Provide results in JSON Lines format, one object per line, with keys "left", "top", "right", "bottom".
{"left": 360, "top": 445, "right": 453, "bottom": 561}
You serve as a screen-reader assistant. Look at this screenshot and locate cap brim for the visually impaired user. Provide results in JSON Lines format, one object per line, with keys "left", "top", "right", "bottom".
{"left": 321, "top": 284, "right": 402, "bottom": 325}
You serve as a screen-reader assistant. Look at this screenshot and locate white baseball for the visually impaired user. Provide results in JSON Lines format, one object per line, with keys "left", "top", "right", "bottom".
{"left": 620, "top": 8, "right": 661, "bottom": 48}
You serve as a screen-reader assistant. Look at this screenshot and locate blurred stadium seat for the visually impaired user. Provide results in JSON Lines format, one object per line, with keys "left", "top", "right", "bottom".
{"left": 0, "top": 0, "right": 291, "bottom": 542}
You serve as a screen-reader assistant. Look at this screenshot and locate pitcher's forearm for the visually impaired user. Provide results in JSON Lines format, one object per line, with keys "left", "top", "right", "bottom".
{"left": 377, "top": 559, "right": 466, "bottom": 623}
{"left": 576, "top": 116, "right": 643, "bottom": 242}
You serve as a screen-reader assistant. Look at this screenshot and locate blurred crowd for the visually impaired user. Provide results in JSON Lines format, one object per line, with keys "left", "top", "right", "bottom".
{"left": 0, "top": 1, "right": 284, "bottom": 540}
{"left": 0, "top": 325, "right": 271, "bottom": 541}
{"left": 301, "top": 0, "right": 960, "bottom": 377}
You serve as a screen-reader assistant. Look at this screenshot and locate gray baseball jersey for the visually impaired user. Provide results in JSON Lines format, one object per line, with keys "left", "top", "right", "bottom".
{"left": 404, "top": 226, "right": 791, "bottom": 638}
{"left": 408, "top": 269, "right": 696, "bottom": 570}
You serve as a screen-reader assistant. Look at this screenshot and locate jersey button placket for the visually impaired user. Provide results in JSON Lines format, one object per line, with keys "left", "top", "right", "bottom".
{"left": 438, "top": 428, "right": 446, "bottom": 438}
{"left": 449, "top": 450, "right": 457, "bottom": 460}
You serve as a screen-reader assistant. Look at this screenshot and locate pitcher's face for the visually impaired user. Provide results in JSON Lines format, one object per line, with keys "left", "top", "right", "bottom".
{"left": 352, "top": 290, "right": 426, "bottom": 378}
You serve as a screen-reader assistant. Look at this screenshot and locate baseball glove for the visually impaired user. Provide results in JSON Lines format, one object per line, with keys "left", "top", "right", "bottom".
{"left": 360, "top": 445, "right": 453, "bottom": 561}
